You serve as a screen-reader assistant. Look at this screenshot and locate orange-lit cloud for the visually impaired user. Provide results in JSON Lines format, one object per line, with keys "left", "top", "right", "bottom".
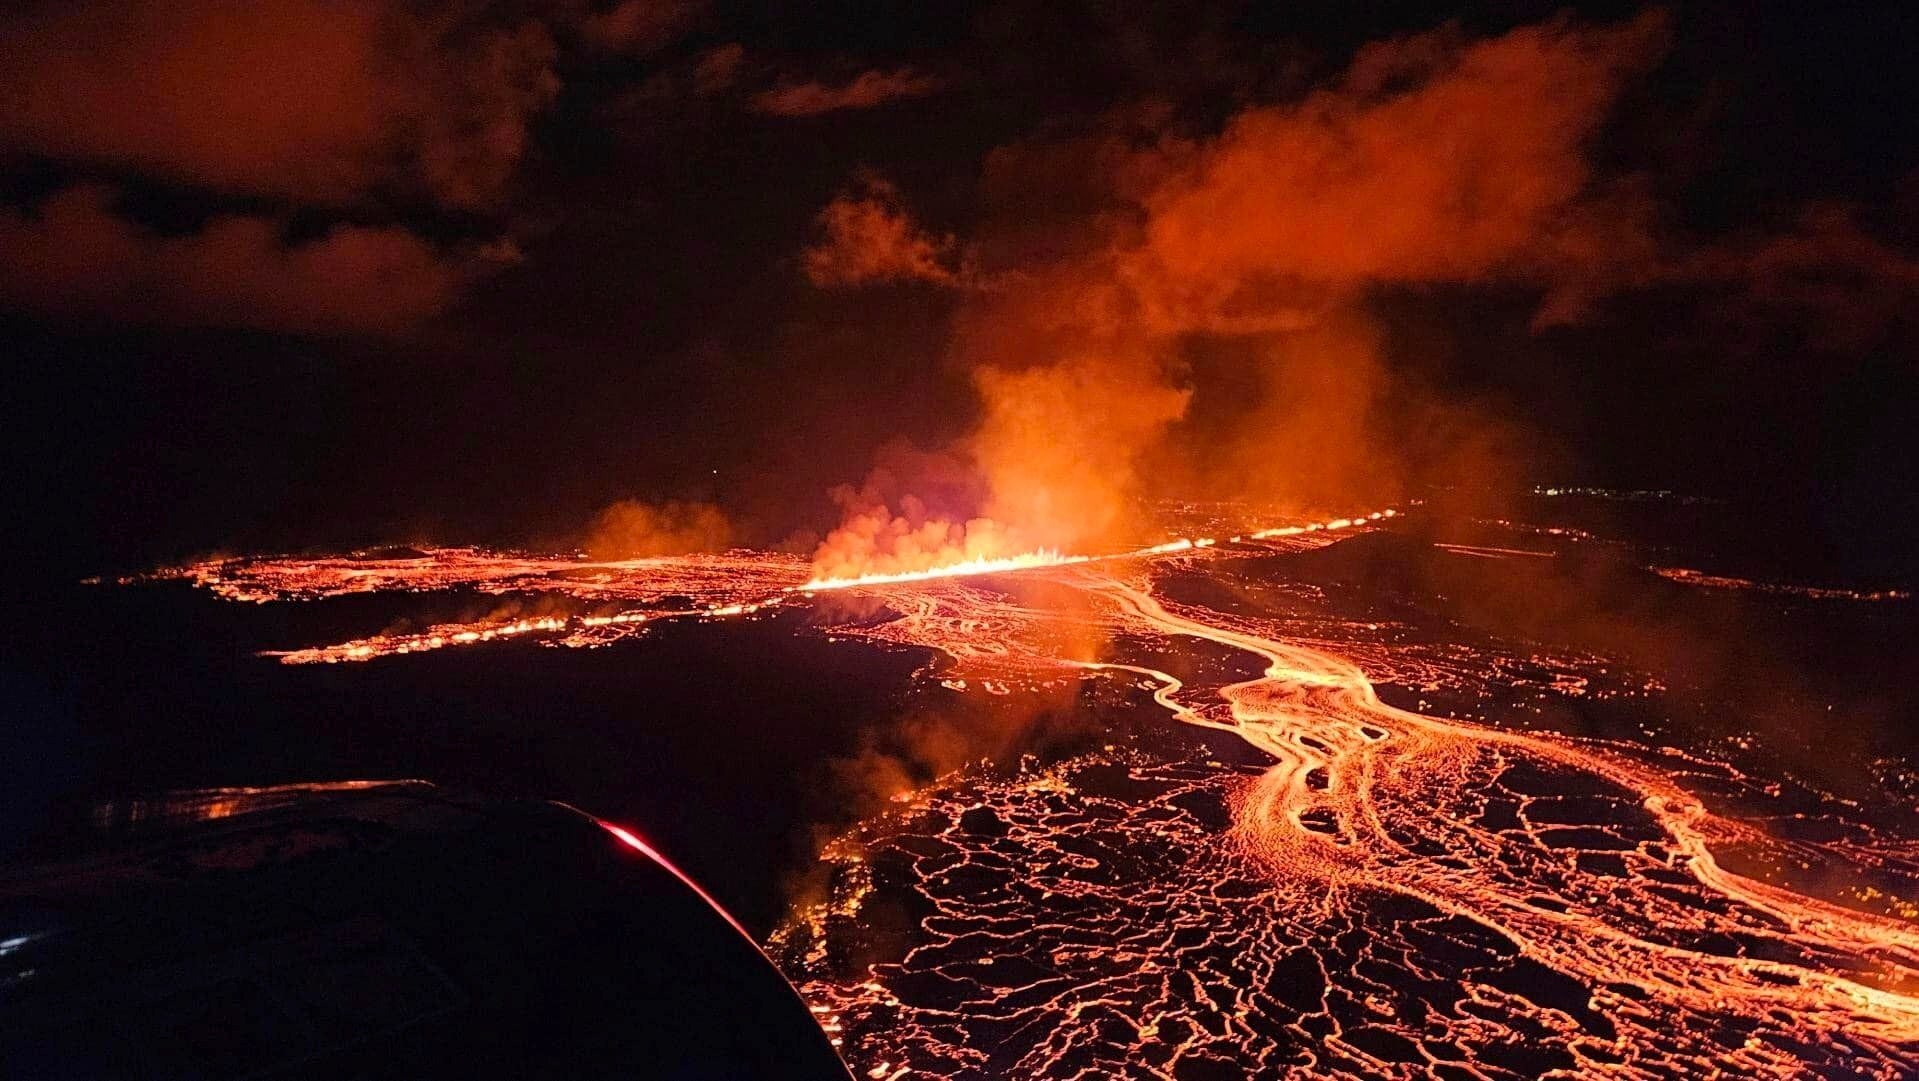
{"left": 0, "top": 0, "right": 737, "bottom": 334}
{"left": 0, "top": 0, "right": 561, "bottom": 210}
{"left": 1116, "top": 12, "right": 1669, "bottom": 333}
{"left": 803, "top": 178, "right": 959, "bottom": 287}
{"left": 0, "top": 185, "right": 515, "bottom": 335}
{"left": 753, "top": 68, "right": 944, "bottom": 117}
{"left": 969, "top": 350, "right": 1191, "bottom": 549}
{"left": 803, "top": 11, "right": 1676, "bottom": 575}
{"left": 693, "top": 43, "right": 749, "bottom": 94}
{"left": 807, "top": 446, "right": 1014, "bottom": 581}
{"left": 1676, "top": 204, "right": 1919, "bottom": 352}
{"left": 581, "top": 499, "right": 735, "bottom": 558}
{"left": 576, "top": 0, "right": 706, "bottom": 54}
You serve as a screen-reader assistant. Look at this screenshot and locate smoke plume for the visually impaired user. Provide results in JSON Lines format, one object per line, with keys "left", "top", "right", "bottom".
{"left": 755, "top": 68, "right": 945, "bottom": 118}
{"left": 581, "top": 499, "right": 733, "bottom": 559}
{"left": 0, "top": 0, "right": 700, "bottom": 334}
{"left": 805, "top": 11, "right": 1672, "bottom": 576}
{"left": 803, "top": 177, "right": 959, "bottom": 288}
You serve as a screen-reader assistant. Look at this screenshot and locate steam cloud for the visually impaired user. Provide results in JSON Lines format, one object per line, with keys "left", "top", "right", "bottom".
{"left": 582, "top": 499, "right": 734, "bottom": 559}
{"left": 0, "top": 185, "right": 517, "bottom": 335}
{"left": 0, "top": 0, "right": 699, "bottom": 334}
{"left": 805, "top": 11, "right": 1674, "bottom": 575}
{"left": 755, "top": 68, "right": 945, "bottom": 118}
{"left": 803, "top": 178, "right": 960, "bottom": 288}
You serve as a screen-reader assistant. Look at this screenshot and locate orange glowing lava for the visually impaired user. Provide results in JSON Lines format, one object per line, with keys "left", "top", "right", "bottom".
{"left": 109, "top": 502, "right": 1919, "bottom": 1075}
{"left": 797, "top": 549, "right": 1088, "bottom": 592}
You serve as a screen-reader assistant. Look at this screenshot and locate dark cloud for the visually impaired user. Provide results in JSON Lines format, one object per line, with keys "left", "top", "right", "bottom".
{"left": 0, "top": 185, "right": 515, "bottom": 334}
{"left": 574, "top": 0, "right": 706, "bottom": 55}
{"left": 1669, "top": 205, "right": 1919, "bottom": 351}
{"left": 0, "top": 0, "right": 732, "bottom": 336}
{"left": 0, "top": 0, "right": 562, "bottom": 209}
{"left": 693, "top": 43, "right": 749, "bottom": 94}
{"left": 752, "top": 67, "right": 944, "bottom": 117}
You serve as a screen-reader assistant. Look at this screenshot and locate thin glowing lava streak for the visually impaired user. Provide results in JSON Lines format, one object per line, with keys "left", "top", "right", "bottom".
{"left": 796, "top": 549, "right": 1090, "bottom": 592}
{"left": 794, "top": 509, "right": 1399, "bottom": 592}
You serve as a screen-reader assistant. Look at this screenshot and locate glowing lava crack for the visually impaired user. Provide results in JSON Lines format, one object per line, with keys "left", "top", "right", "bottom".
{"left": 115, "top": 507, "right": 1919, "bottom": 1076}
{"left": 773, "top": 561, "right": 1919, "bottom": 1077}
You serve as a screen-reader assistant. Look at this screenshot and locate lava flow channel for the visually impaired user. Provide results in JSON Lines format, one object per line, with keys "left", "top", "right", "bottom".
{"left": 774, "top": 558, "right": 1919, "bottom": 1079}
{"left": 113, "top": 511, "right": 1919, "bottom": 1075}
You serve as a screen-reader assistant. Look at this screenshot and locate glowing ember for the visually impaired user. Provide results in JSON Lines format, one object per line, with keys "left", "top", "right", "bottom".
{"left": 1652, "top": 566, "right": 1912, "bottom": 602}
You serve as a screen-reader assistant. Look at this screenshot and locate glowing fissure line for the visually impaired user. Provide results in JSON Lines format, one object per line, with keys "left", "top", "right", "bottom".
{"left": 794, "top": 508, "right": 1398, "bottom": 593}
{"left": 795, "top": 550, "right": 1090, "bottom": 592}
{"left": 156, "top": 508, "right": 1402, "bottom": 665}
{"left": 263, "top": 600, "right": 778, "bottom": 664}
{"left": 1432, "top": 542, "right": 1555, "bottom": 559}
{"left": 1245, "top": 507, "right": 1396, "bottom": 540}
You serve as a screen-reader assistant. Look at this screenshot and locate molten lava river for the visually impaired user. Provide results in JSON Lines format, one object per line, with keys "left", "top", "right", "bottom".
{"left": 123, "top": 505, "right": 1919, "bottom": 1078}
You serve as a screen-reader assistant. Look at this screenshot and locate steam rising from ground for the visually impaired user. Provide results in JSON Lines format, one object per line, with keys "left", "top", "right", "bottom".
{"left": 581, "top": 499, "right": 733, "bottom": 558}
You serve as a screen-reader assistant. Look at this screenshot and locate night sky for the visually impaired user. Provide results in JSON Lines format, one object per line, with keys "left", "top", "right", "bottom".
{"left": 4, "top": 1, "right": 1916, "bottom": 583}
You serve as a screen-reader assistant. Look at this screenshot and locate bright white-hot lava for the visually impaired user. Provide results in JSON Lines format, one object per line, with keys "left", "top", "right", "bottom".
{"left": 797, "top": 548, "right": 1089, "bottom": 592}
{"left": 125, "top": 510, "right": 1399, "bottom": 662}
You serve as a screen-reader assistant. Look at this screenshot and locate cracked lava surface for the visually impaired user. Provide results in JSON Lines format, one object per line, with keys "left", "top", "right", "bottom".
{"left": 121, "top": 508, "right": 1919, "bottom": 1077}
